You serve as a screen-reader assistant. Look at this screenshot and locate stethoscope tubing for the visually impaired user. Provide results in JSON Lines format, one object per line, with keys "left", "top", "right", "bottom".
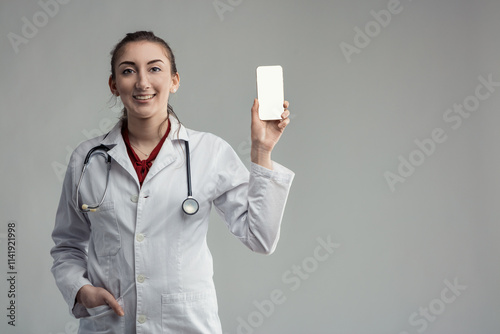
{"left": 78, "top": 141, "right": 198, "bottom": 215}
{"left": 185, "top": 141, "right": 193, "bottom": 197}
{"left": 77, "top": 146, "right": 111, "bottom": 212}
{"left": 182, "top": 141, "right": 199, "bottom": 215}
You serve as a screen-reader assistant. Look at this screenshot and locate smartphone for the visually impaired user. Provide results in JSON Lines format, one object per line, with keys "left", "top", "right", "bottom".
{"left": 256, "top": 65, "right": 284, "bottom": 120}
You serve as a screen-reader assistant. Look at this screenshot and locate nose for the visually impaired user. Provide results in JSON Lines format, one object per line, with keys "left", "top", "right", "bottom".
{"left": 135, "top": 71, "right": 150, "bottom": 90}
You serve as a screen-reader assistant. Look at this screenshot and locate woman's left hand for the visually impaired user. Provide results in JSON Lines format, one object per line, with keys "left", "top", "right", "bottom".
{"left": 250, "top": 99, "right": 291, "bottom": 169}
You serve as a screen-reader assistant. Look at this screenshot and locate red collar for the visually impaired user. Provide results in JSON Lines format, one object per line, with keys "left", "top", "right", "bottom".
{"left": 121, "top": 121, "right": 171, "bottom": 186}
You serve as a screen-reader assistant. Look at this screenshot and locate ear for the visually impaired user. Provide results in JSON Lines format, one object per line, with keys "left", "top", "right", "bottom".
{"left": 108, "top": 75, "right": 119, "bottom": 96}
{"left": 170, "top": 72, "right": 180, "bottom": 93}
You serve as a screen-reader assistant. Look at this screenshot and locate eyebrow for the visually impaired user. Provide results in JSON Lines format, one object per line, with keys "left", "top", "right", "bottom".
{"left": 118, "top": 59, "right": 165, "bottom": 67}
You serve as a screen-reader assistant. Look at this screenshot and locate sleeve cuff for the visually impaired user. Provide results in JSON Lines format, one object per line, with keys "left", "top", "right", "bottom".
{"left": 250, "top": 161, "right": 295, "bottom": 184}
{"left": 69, "top": 279, "right": 93, "bottom": 318}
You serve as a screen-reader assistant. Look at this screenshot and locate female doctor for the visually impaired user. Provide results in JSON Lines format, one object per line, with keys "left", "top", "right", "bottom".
{"left": 51, "top": 31, "right": 294, "bottom": 333}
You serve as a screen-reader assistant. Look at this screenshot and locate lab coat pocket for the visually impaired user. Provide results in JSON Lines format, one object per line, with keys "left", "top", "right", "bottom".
{"left": 82, "top": 298, "right": 124, "bottom": 333}
{"left": 161, "top": 290, "right": 222, "bottom": 334}
{"left": 87, "top": 201, "right": 121, "bottom": 257}
{"left": 86, "top": 304, "right": 112, "bottom": 317}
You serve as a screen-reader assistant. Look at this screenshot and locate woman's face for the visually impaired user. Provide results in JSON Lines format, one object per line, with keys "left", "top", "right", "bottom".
{"left": 109, "top": 41, "right": 179, "bottom": 122}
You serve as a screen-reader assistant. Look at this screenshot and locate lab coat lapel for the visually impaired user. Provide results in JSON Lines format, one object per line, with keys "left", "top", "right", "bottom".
{"left": 100, "top": 121, "right": 141, "bottom": 188}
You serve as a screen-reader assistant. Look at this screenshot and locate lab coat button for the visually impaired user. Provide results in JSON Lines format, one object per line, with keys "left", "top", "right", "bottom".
{"left": 136, "top": 233, "right": 145, "bottom": 242}
{"left": 137, "top": 274, "right": 146, "bottom": 283}
{"left": 130, "top": 195, "right": 139, "bottom": 203}
{"left": 137, "top": 315, "right": 147, "bottom": 324}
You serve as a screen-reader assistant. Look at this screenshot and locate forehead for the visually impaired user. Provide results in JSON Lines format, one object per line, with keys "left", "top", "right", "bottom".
{"left": 118, "top": 41, "right": 170, "bottom": 64}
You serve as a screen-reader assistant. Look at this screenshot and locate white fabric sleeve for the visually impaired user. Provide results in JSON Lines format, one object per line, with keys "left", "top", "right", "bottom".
{"left": 212, "top": 138, "right": 294, "bottom": 254}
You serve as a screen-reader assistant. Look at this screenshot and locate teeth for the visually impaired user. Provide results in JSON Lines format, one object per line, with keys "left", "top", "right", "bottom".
{"left": 135, "top": 94, "right": 155, "bottom": 100}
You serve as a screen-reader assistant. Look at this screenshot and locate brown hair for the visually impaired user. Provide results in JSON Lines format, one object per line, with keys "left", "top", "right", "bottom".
{"left": 110, "top": 31, "right": 180, "bottom": 124}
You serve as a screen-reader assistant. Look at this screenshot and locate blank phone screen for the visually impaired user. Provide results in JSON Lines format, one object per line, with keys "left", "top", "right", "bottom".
{"left": 256, "top": 65, "right": 284, "bottom": 120}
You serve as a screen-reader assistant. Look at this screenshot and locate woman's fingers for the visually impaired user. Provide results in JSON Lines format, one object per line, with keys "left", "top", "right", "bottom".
{"left": 281, "top": 109, "right": 290, "bottom": 119}
{"left": 102, "top": 291, "right": 124, "bottom": 317}
{"left": 279, "top": 101, "right": 291, "bottom": 129}
{"left": 251, "top": 98, "right": 260, "bottom": 123}
{"left": 278, "top": 117, "right": 290, "bottom": 129}
{"left": 77, "top": 285, "right": 124, "bottom": 317}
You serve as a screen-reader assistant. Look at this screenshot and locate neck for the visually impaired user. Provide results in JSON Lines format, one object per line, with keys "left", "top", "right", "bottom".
{"left": 127, "top": 113, "right": 170, "bottom": 146}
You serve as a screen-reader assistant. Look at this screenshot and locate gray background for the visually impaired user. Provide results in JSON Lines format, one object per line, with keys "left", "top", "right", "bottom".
{"left": 1, "top": 0, "right": 500, "bottom": 333}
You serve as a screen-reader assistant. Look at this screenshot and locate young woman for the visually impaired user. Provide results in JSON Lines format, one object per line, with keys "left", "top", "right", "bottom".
{"left": 51, "top": 31, "right": 294, "bottom": 333}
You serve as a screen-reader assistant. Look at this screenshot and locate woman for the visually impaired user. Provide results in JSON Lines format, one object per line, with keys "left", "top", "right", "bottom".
{"left": 51, "top": 31, "right": 294, "bottom": 333}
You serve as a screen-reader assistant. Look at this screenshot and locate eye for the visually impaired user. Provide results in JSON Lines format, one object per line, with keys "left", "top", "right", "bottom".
{"left": 150, "top": 67, "right": 161, "bottom": 72}
{"left": 122, "top": 68, "right": 134, "bottom": 75}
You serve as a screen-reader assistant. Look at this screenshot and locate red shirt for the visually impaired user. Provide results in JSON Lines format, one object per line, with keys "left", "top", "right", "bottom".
{"left": 121, "top": 121, "right": 171, "bottom": 186}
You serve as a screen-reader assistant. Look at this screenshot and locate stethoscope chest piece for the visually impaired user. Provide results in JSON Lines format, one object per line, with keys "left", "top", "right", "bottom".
{"left": 182, "top": 196, "right": 199, "bottom": 215}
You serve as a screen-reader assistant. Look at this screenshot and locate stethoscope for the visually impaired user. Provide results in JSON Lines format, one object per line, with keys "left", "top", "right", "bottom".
{"left": 76, "top": 141, "right": 199, "bottom": 215}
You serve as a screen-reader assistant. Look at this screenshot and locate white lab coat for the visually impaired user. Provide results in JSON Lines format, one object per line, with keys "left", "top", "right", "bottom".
{"left": 51, "top": 115, "right": 294, "bottom": 334}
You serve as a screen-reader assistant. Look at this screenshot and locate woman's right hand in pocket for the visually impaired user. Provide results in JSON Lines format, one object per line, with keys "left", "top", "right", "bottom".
{"left": 76, "top": 284, "right": 124, "bottom": 316}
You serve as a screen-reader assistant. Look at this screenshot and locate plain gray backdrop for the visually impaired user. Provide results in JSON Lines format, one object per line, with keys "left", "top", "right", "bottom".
{"left": 1, "top": 0, "right": 500, "bottom": 333}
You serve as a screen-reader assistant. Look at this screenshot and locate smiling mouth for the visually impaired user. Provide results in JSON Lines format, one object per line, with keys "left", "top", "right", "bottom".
{"left": 133, "top": 94, "right": 156, "bottom": 100}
